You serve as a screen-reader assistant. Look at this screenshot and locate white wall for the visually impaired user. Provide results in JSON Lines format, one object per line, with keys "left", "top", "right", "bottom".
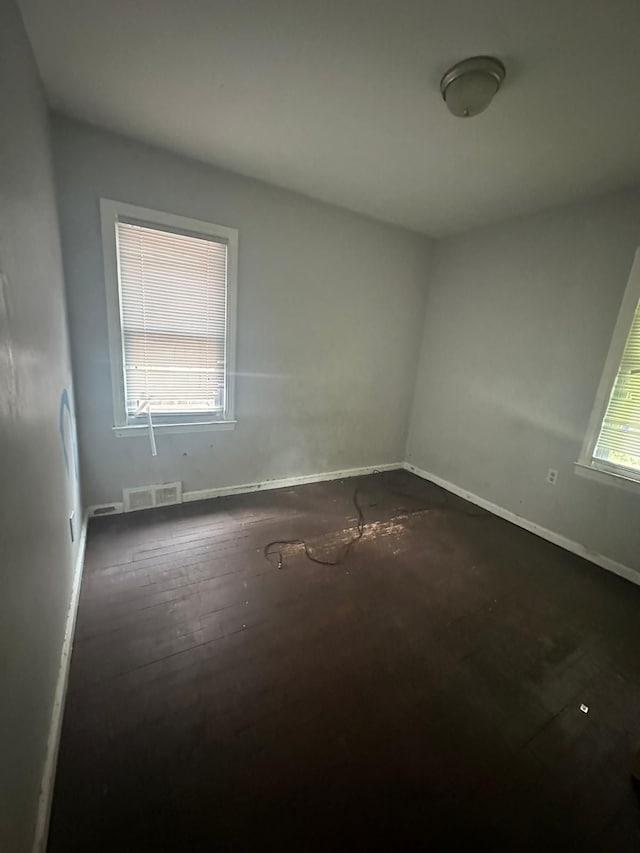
{"left": 0, "top": 2, "right": 82, "bottom": 850}
{"left": 52, "top": 116, "right": 432, "bottom": 507}
{"left": 406, "top": 187, "right": 640, "bottom": 575}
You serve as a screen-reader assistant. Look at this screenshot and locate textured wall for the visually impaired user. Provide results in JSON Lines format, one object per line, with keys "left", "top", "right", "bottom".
{"left": 52, "top": 116, "right": 432, "bottom": 507}
{"left": 407, "top": 187, "right": 640, "bottom": 574}
{"left": 0, "top": 1, "right": 81, "bottom": 850}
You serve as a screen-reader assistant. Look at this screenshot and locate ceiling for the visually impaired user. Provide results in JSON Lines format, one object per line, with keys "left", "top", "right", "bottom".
{"left": 19, "top": 0, "right": 640, "bottom": 236}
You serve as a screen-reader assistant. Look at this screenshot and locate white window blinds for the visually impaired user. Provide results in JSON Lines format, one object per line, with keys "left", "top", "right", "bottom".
{"left": 593, "top": 296, "right": 640, "bottom": 473}
{"left": 116, "top": 220, "right": 228, "bottom": 417}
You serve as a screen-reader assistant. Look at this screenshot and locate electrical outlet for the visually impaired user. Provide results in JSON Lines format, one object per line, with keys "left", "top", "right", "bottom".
{"left": 547, "top": 468, "right": 558, "bottom": 485}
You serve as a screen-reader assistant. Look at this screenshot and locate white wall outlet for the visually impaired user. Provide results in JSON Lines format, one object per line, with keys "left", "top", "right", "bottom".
{"left": 547, "top": 468, "right": 558, "bottom": 485}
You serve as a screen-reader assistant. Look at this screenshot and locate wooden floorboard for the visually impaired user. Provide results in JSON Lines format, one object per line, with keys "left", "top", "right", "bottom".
{"left": 48, "top": 470, "right": 640, "bottom": 851}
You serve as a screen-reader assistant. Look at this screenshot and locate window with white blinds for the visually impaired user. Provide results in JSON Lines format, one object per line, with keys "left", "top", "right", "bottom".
{"left": 101, "top": 200, "right": 238, "bottom": 430}
{"left": 581, "top": 249, "right": 640, "bottom": 483}
{"left": 592, "top": 295, "right": 640, "bottom": 474}
{"left": 118, "top": 221, "right": 227, "bottom": 415}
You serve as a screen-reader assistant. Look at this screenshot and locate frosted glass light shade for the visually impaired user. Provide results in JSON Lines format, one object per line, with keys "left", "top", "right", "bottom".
{"left": 440, "top": 56, "right": 506, "bottom": 118}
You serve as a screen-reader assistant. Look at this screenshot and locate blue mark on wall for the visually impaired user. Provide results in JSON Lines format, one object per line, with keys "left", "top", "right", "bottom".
{"left": 59, "top": 388, "right": 78, "bottom": 481}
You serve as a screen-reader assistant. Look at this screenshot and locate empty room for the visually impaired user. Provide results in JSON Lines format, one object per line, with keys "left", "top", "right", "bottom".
{"left": 2, "top": 0, "right": 640, "bottom": 850}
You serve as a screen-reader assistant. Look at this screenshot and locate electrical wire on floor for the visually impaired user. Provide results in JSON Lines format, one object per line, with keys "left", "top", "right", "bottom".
{"left": 263, "top": 477, "right": 491, "bottom": 571}
{"left": 264, "top": 488, "right": 365, "bottom": 570}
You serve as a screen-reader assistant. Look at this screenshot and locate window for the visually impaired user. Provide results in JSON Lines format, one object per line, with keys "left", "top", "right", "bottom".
{"left": 100, "top": 200, "right": 238, "bottom": 434}
{"left": 579, "top": 249, "right": 640, "bottom": 485}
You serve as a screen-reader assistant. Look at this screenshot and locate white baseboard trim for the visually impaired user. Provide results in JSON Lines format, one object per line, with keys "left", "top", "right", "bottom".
{"left": 183, "top": 462, "right": 402, "bottom": 504}
{"left": 32, "top": 511, "right": 89, "bottom": 853}
{"left": 86, "top": 460, "right": 638, "bottom": 588}
{"left": 403, "top": 462, "right": 640, "bottom": 588}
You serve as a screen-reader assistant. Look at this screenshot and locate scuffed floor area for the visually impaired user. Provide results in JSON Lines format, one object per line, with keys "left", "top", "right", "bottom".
{"left": 49, "top": 470, "right": 640, "bottom": 851}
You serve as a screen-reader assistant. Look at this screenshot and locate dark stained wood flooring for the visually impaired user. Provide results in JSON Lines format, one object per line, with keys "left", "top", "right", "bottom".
{"left": 48, "top": 470, "right": 640, "bottom": 852}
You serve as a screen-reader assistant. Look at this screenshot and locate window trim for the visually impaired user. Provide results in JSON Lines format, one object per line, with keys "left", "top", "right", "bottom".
{"left": 100, "top": 199, "right": 238, "bottom": 433}
{"left": 576, "top": 247, "right": 640, "bottom": 489}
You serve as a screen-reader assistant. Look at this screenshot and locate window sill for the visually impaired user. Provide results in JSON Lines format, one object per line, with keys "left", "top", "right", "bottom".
{"left": 574, "top": 461, "right": 640, "bottom": 495}
{"left": 113, "top": 420, "right": 237, "bottom": 438}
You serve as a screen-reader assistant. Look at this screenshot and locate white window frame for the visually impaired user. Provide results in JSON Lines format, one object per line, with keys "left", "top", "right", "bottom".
{"left": 576, "top": 248, "right": 640, "bottom": 492}
{"left": 100, "top": 199, "right": 238, "bottom": 437}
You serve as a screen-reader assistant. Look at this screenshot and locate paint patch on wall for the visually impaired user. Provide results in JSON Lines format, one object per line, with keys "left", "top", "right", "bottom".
{"left": 59, "top": 388, "right": 78, "bottom": 480}
{"left": 0, "top": 272, "right": 19, "bottom": 420}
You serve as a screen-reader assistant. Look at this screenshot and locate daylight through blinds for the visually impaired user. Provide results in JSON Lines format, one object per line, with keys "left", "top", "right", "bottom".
{"left": 116, "top": 220, "right": 227, "bottom": 416}
{"left": 593, "top": 296, "right": 640, "bottom": 473}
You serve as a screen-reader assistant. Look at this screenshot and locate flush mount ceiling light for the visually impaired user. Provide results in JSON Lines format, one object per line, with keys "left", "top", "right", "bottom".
{"left": 440, "top": 56, "right": 506, "bottom": 118}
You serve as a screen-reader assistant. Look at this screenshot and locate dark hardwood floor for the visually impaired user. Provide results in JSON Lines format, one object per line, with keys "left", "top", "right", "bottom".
{"left": 48, "top": 470, "right": 640, "bottom": 852}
